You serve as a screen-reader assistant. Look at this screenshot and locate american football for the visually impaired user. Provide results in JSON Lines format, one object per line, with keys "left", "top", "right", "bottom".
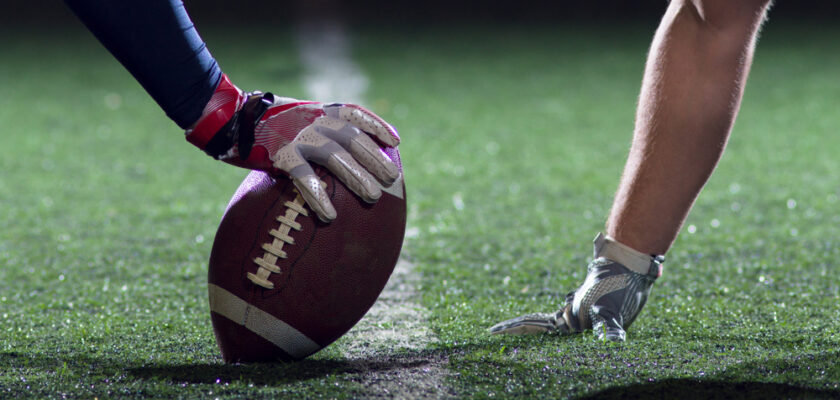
{"left": 207, "top": 148, "right": 406, "bottom": 362}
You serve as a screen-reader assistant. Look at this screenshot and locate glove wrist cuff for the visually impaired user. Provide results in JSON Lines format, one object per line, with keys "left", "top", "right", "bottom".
{"left": 592, "top": 233, "right": 664, "bottom": 278}
{"left": 186, "top": 74, "right": 244, "bottom": 154}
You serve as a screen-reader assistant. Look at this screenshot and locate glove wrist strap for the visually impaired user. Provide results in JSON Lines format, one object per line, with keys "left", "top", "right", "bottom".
{"left": 185, "top": 74, "right": 273, "bottom": 160}
{"left": 198, "top": 91, "right": 271, "bottom": 160}
{"left": 185, "top": 74, "right": 242, "bottom": 152}
{"left": 593, "top": 233, "right": 664, "bottom": 278}
{"left": 233, "top": 92, "right": 273, "bottom": 159}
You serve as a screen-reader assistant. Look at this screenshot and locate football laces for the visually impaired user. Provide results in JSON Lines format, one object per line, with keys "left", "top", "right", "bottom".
{"left": 248, "top": 189, "right": 309, "bottom": 289}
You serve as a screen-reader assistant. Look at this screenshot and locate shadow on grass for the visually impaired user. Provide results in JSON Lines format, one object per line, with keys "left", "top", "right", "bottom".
{"left": 5, "top": 341, "right": 839, "bottom": 398}
{"left": 126, "top": 351, "right": 446, "bottom": 385}
{"left": 578, "top": 379, "right": 838, "bottom": 400}
{"left": 576, "top": 351, "right": 840, "bottom": 400}
{"left": 1, "top": 345, "right": 456, "bottom": 387}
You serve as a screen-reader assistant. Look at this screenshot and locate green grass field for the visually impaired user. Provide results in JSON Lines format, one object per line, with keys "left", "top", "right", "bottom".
{"left": 2, "top": 20, "right": 840, "bottom": 399}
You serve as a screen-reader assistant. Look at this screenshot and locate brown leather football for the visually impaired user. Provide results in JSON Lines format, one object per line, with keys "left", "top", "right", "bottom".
{"left": 207, "top": 148, "right": 406, "bottom": 362}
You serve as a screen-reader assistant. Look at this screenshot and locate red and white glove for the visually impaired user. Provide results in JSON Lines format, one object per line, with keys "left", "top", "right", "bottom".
{"left": 187, "top": 74, "right": 401, "bottom": 222}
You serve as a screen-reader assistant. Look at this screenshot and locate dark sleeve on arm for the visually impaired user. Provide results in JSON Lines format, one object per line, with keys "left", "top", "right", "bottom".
{"left": 64, "top": 0, "right": 222, "bottom": 129}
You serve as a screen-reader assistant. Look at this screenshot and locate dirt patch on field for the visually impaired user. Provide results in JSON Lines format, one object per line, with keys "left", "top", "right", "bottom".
{"left": 341, "top": 260, "right": 455, "bottom": 399}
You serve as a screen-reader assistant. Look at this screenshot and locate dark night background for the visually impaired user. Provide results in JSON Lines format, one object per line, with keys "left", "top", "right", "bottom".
{"left": 3, "top": 1, "right": 840, "bottom": 28}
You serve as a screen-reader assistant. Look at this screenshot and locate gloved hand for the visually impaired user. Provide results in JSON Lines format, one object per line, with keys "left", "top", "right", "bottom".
{"left": 187, "top": 74, "right": 400, "bottom": 222}
{"left": 489, "top": 233, "right": 664, "bottom": 342}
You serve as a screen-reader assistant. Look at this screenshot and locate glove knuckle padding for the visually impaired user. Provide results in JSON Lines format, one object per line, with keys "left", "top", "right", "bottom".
{"left": 328, "top": 104, "right": 399, "bottom": 146}
{"left": 298, "top": 140, "right": 344, "bottom": 166}
{"left": 272, "top": 126, "right": 331, "bottom": 172}
{"left": 293, "top": 125, "right": 333, "bottom": 148}
{"left": 273, "top": 144, "right": 307, "bottom": 172}
{"left": 569, "top": 259, "right": 656, "bottom": 336}
{"left": 314, "top": 122, "right": 360, "bottom": 148}
{"left": 314, "top": 114, "right": 349, "bottom": 132}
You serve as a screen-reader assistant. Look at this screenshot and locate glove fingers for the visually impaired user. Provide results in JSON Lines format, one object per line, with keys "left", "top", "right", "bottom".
{"left": 325, "top": 149, "right": 382, "bottom": 203}
{"left": 274, "top": 145, "right": 337, "bottom": 222}
{"left": 291, "top": 172, "right": 337, "bottom": 223}
{"left": 275, "top": 124, "right": 381, "bottom": 211}
{"left": 488, "top": 313, "right": 559, "bottom": 335}
{"left": 348, "top": 132, "right": 400, "bottom": 185}
{"left": 591, "top": 314, "right": 626, "bottom": 342}
{"left": 591, "top": 305, "right": 627, "bottom": 342}
{"left": 315, "top": 123, "right": 399, "bottom": 185}
{"left": 324, "top": 104, "right": 400, "bottom": 147}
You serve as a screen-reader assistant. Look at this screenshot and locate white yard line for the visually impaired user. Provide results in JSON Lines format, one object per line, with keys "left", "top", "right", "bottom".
{"left": 296, "top": 20, "right": 452, "bottom": 399}
{"left": 297, "top": 20, "right": 368, "bottom": 105}
{"left": 342, "top": 260, "right": 452, "bottom": 399}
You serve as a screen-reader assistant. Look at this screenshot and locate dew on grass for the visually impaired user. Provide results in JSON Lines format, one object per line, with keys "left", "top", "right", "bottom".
{"left": 687, "top": 225, "right": 697, "bottom": 234}
{"left": 104, "top": 93, "right": 122, "bottom": 110}
{"left": 451, "top": 165, "right": 465, "bottom": 177}
{"left": 729, "top": 183, "right": 741, "bottom": 193}
{"left": 452, "top": 193, "right": 465, "bottom": 211}
{"left": 710, "top": 219, "right": 720, "bottom": 228}
{"left": 787, "top": 199, "right": 797, "bottom": 209}
{"left": 405, "top": 226, "right": 419, "bottom": 238}
{"left": 485, "top": 141, "right": 500, "bottom": 155}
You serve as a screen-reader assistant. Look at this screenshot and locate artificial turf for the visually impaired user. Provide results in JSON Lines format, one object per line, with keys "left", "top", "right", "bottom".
{"left": 2, "top": 20, "right": 840, "bottom": 399}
